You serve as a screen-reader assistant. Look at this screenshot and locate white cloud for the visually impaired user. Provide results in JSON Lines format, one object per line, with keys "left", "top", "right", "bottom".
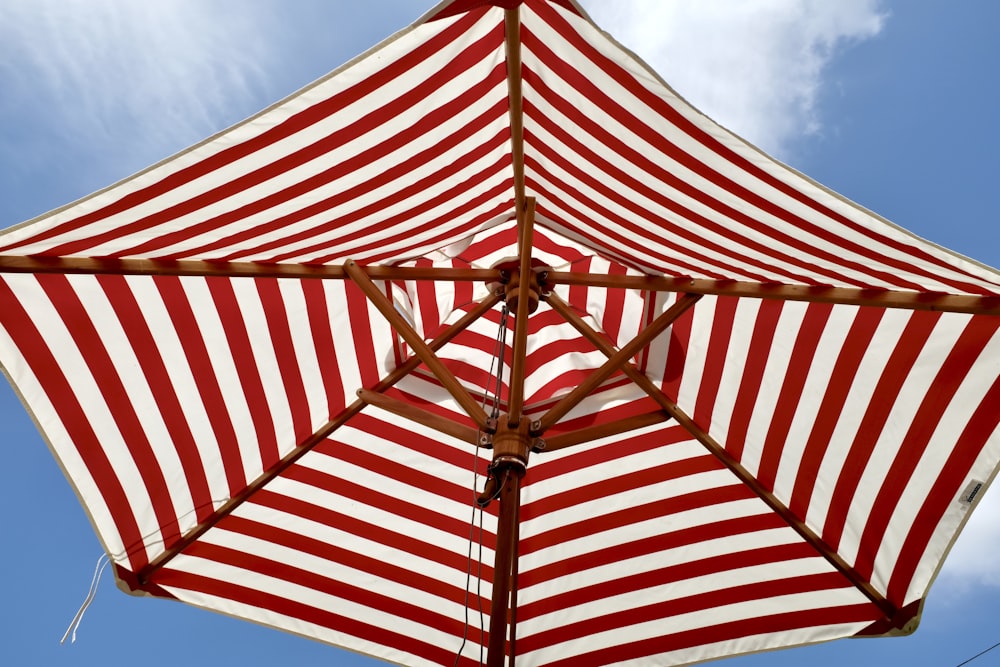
{"left": 937, "top": 483, "right": 1000, "bottom": 591}
{"left": 0, "top": 0, "right": 275, "bottom": 161}
{"left": 583, "top": 0, "right": 887, "bottom": 158}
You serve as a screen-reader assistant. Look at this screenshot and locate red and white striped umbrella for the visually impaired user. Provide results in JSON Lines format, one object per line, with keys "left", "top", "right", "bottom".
{"left": 1, "top": 1, "right": 998, "bottom": 665}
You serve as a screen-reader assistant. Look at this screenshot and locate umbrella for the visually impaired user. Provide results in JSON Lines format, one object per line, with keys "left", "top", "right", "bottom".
{"left": 1, "top": 1, "right": 998, "bottom": 665}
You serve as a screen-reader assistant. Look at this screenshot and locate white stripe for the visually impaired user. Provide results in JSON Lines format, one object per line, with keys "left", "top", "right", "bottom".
{"left": 832, "top": 312, "right": 966, "bottom": 568}
{"left": 180, "top": 277, "right": 263, "bottom": 482}
{"left": 740, "top": 301, "right": 809, "bottom": 477}
{"left": 4, "top": 15, "right": 468, "bottom": 256}
{"left": 165, "top": 553, "right": 459, "bottom": 665}
{"left": 520, "top": 471, "right": 760, "bottom": 576}
{"left": 871, "top": 322, "right": 1000, "bottom": 596}
{"left": 771, "top": 304, "right": 858, "bottom": 505}
{"left": 230, "top": 278, "right": 296, "bottom": 452}
{"left": 0, "top": 289, "right": 125, "bottom": 558}
{"left": 709, "top": 298, "right": 760, "bottom": 449}
{"left": 15, "top": 276, "right": 163, "bottom": 555}
{"left": 521, "top": 556, "right": 836, "bottom": 639}
{"left": 126, "top": 276, "right": 232, "bottom": 505}
{"left": 527, "top": 584, "right": 867, "bottom": 665}
{"left": 277, "top": 279, "right": 328, "bottom": 432}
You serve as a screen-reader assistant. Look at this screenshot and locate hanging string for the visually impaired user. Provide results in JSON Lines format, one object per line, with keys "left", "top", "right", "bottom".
{"left": 475, "top": 491, "right": 486, "bottom": 665}
{"left": 454, "top": 303, "right": 510, "bottom": 667}
{"left": 454, "top": 300, "right": 509, "bottom": 666}
{"left": 60, "top": 553, "right": 110, "bottom": 644}
{"left": 955, "top": 639, "right": 1000, "bottom": 667}
{"left": 60, "top": 498, "right": 230, "bottom": 645}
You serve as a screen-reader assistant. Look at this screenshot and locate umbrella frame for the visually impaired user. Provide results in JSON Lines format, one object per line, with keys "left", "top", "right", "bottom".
{"left": 2, "top": 5, "right": 999, "bottom": 665}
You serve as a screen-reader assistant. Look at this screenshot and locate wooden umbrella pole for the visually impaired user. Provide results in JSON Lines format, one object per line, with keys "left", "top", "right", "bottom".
{"left": 487, "top": 464, "right": 523, "bottom": 667}
{"left": 483, "top": 416, "right": 531, "bottom": 667}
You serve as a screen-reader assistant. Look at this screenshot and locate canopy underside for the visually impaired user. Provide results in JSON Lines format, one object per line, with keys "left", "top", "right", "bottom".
{"left": 1, "top": 1, "right": 999, "bottom": 666}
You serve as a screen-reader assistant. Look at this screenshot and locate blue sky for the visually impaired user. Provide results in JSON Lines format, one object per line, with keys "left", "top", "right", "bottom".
{"left": 1, "top": 1, "right": 998, "bottom": 666}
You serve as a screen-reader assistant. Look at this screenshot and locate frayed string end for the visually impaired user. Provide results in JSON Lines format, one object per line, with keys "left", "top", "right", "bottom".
{"left": 61, "top": 554, "right": 109, "bottom": 645}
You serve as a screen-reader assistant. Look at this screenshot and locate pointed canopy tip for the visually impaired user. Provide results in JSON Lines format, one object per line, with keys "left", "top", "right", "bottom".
{"left": 428, "top": 0, "right": 579, "bottom": 20}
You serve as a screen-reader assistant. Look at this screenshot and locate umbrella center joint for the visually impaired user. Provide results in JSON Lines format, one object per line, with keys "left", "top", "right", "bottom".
{"left": 497, "top": 266, "right": 547, "bottom": 314}
{"left": 477, "top": 415, "right": 532, "bottom": 507}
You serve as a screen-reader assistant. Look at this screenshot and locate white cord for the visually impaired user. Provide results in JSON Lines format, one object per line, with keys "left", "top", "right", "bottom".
{"left": 60, "top": 553, "right": 110, "bottom": 644}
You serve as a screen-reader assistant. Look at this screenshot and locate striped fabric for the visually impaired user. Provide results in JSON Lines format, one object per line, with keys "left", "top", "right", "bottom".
{"left": 1, "top": 1, "right": 999, "bottom": 665}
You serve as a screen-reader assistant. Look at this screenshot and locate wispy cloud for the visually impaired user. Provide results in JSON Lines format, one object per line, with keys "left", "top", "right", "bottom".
{"left": 938, "top": 487, "right": 1000, "bottom": 591}
{"left": 585, "top": 0, "right": 887, "bottom": 158}
{"left": 0, "top": 0, "right": 275, "bottom": 167}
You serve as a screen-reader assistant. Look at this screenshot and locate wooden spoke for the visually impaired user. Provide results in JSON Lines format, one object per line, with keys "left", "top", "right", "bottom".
{"left": 545, "top": 270, "right": 1000, "bottom": 316}
{"left": 534, "top": 292, "right": 700, "bottom": 435}
{"left": 345, "top": 259, "right": 490, "bottom": 431}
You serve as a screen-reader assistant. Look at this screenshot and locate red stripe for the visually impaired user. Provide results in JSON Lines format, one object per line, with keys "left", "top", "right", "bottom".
{"left": 98, "top": 275, "right": 216, "bottom": 523}
{"left": 521, "top": 485, "right": 772, "bottom": 582}
{"left": 524, "top": 103, "right": 821, "bottom": 284}
{"left": 253, "top": 279, "right": 313, "bottom": 443}
{"left": 755, "top": 302, "right": 834, "bottom": 490}
{"left": 219, "top": 514, "right": 482, "bottom": 608}
{"left": 529, "top": 0, "right": 996, "bottom": 294}
{"left": 0, "top": 277, "right": 147, "bottom": 569}
{"left": 523, "top": 28, "right": 909, "bottom": 289}
{"left": 886, "top": 370, "right": 1000, "bottom": 604}
{"left": 324, "top": 407, "right": 492, "bottom": 487}
{"left": 853, "top": 316, "right": 1000, "bottom": 586}
{"left": 143, "top": 67, "right": 507, "bottom": 258}
{"left": 520, "top": 542, "right": 818, "bottom": 621}
{"left": 281, "top": 456, "right": 488, "bottom": 550}
{"left": 413, "top": 258, "right": 442, "bottom": 338}
{"left": 724, "top": 299, "right": 784, "bottom": 461}
{"left": 524, "top": 423, "right": 691, "bottom": 484}
{"left": 819, "top": 310, "right": 940, "bottom": 551}
{"left": 429, "top": 0, "right": 579, "bottom": 21}
{"left": 162, "top": 72, "right": 510, "bottom": 260}
{"left": 0, "top": 11, "right": 490, "bottom": 255}
{"left": 301, "top": 279, "right": 348, "bottom": 421}
{"left": 276, "top": 153, "right": 512, "bottom": 263}
{"left": 531, "top": 228, "right": 588, "bottom": 264}
{"left": 318, "top": 436, "right": 478, "bottom": 508}
{"left": 538, "top": 603, "right": 878, "bottom": 666}
{"left": 692, "top": 296, "right": 740, "bottom": 428}
{"left": 37, "top": 275, "right": 181, "bottom": 547}
{"left": 153, "top": 569, "right": 461, "bottom": 665}
{"left": 661, "top": 293, "right": 693, "bottom": 401}
{"left": 522, "top": 571, "right": 853, "bottom": 653}
{"left": 528, "top": 168, "right": 742, "bottom": 280}
{"left": 154, "top": 276, "right": 247, "bottom": 495}
{"left": 342, "top": 281, "right": 382, "bottom": 388}
{"left": 177, "top": 540, "right": 465, "bottom": 637}
{"left": 205, "top": 279, "right": 279, "bottom": 469}
{"left": 788, "top": 306, "right": 884, "bottom": 518}
{"left": 251, "top": 488, "right": 483, "bottom": 577}
{"left": 597, "top": 263, "right": 627, "bottom": 343}
{"left": 520, "top": 512, "right": 788, "bottom": 589}
{"left": 520, "top": 455, "right": 725, "bottom": 544}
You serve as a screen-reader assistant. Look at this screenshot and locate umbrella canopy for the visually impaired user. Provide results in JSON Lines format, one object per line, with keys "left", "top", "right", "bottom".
{"left": 1, "top": 1, "right": 999, "bottom": 665}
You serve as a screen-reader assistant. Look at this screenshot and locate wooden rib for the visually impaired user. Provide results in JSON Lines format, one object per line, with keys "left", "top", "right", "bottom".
{"left": 534, "top": 292, "right": 701, "bottom": 435}
{"left": 345, "top": 259, "right": 489, "bottom": 431}
{"left": 542, "top": 410, "right": 670, "bottom": 452}
{"left": 505, "top": 7, "right": 526, "bottom": 212}
{"left": 137, "top": 291, "right": 499, "bottom": 584}
{"left": 0, "top": 255, "right": 497, "bottom": 282}
{"left": 545, "top": 271, "right": 1000, "bottom": 316}
{"left": 543, "top": 291, "right": 901, "bottom": 623}
{"left": 507, "top": 198, "right": 536, "bottom": 426}
{"left": 357, "top": 389, "right": 479, "bottom": 444}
